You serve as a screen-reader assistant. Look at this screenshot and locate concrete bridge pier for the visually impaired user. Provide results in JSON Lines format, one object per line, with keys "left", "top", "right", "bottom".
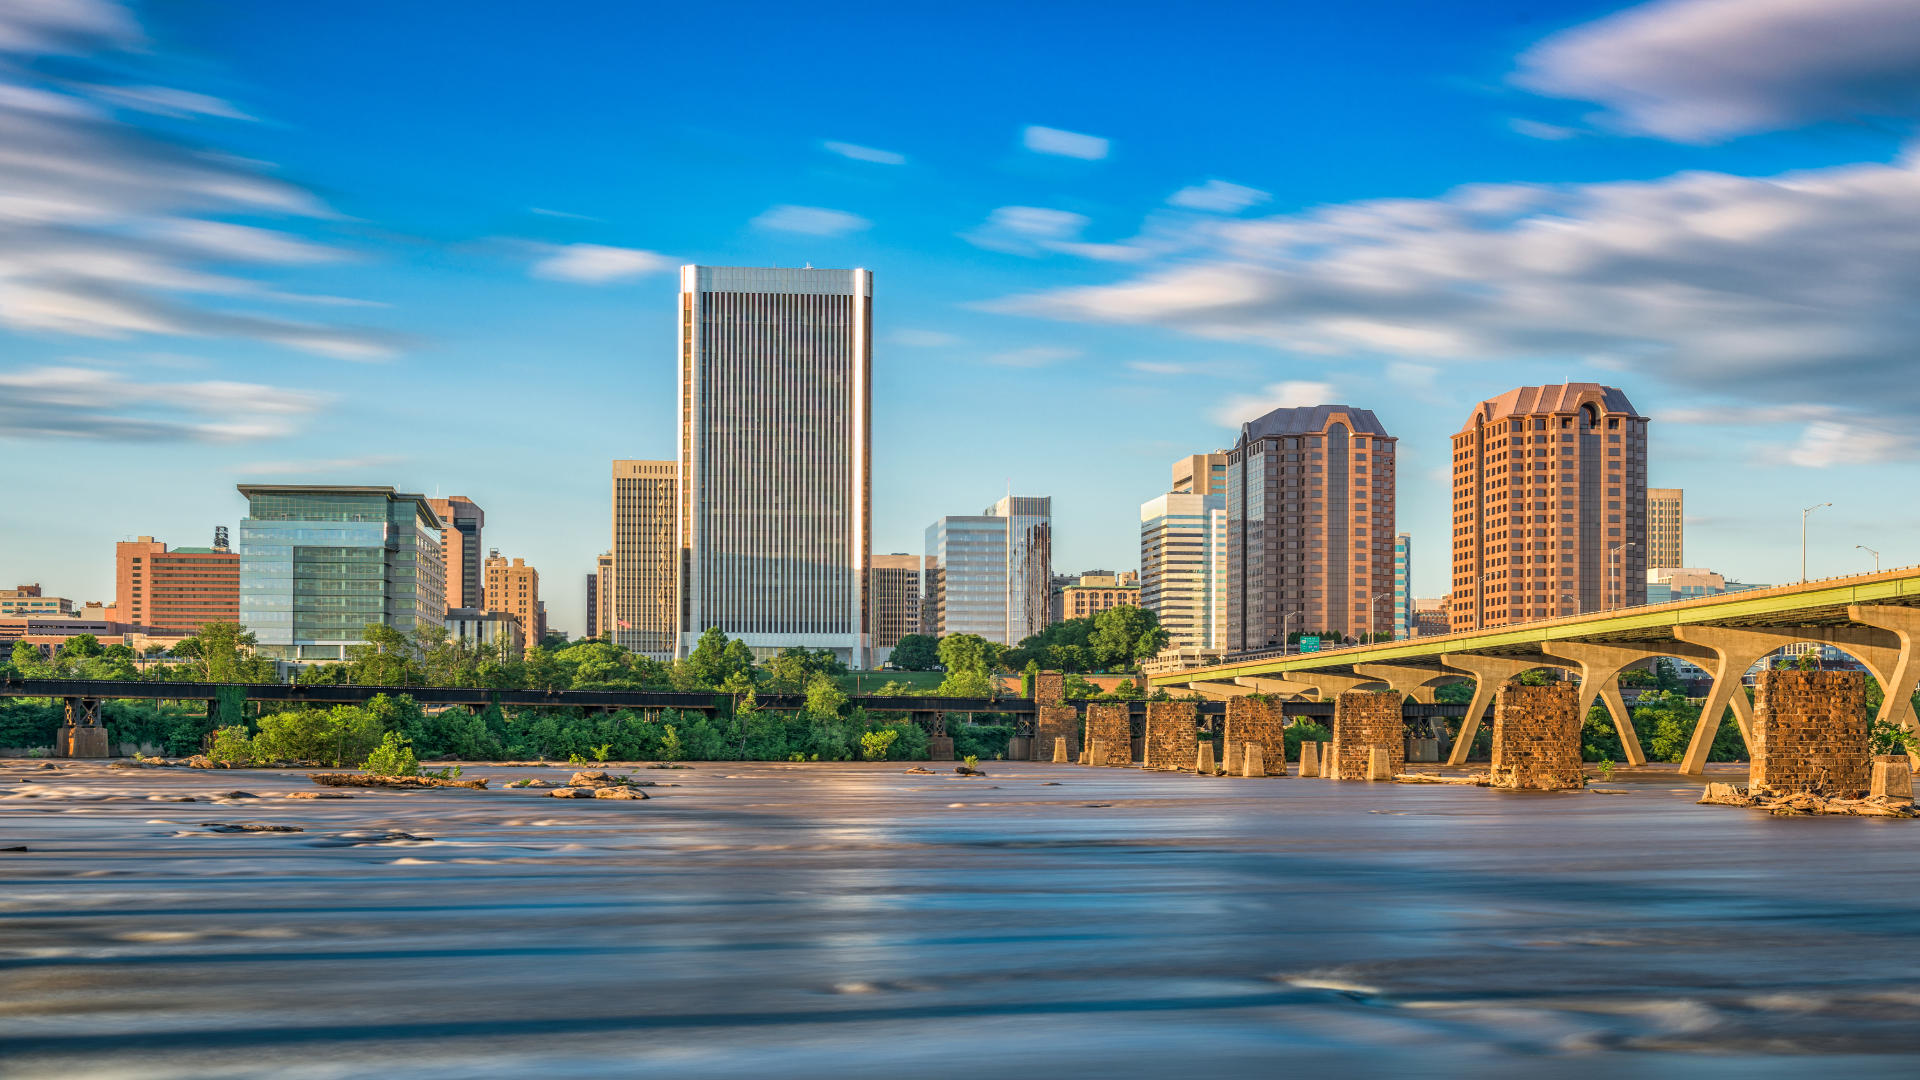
{"left": 1536, "top": 641, "right": 1718, "bottom": 768}
{"left": 1441, "top": 654, "right": 1574, "bottom": 766}
{"left": 1232, "top": 676, "right": 1315, "bottom": 699}
{"left": 1850, "top": 605, "right": 1920, "bottom": 735}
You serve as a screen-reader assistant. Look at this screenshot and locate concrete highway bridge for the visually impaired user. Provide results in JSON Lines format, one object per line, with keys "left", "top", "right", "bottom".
{"left": 1147, "top": 566, "right": 1920, "bottom": 774}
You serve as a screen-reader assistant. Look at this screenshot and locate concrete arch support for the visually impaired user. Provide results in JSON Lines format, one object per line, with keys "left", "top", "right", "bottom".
{"left": 1537, "top": 641, "right": 1720, "bottom": 768}
{"left": 1287, "top": 672, "right": 1385, "bottom": 701}
{"left": 1848, "top": 605, "right": 1920, "bottom": 735}
{"left": 1184, "top": 681, "right": 1258, "bottom": 700}
{"left": 1439, "top": 654, "right": 1572, "bottom": 766}
{"left": 1352, "top": 663, "right": 1448, "bottom": 702}
{"left": 1671, "top": 627, "right": 1793, "bottom": 775}
{"left": 1233, "top": 676, "right": 1315, "bottom": 699}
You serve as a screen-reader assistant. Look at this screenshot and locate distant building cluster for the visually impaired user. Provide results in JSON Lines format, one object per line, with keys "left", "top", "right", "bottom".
{"left": 12, "top": 261, "right": 1790, "bottom": 675}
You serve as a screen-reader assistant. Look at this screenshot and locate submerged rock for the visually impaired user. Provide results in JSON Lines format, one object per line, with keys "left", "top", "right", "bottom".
{"left": 283, "top": 791, "right": 353, "bottom": 799}
{"left": 200, "top": 822, "right": 302, "bottom": 833}
{"left": 549, "top": 788, "right": 595, "bottom": 798}
{"left": 307, "top": 773, "right": 489, "bottom": 790}
{"left": 594, "top": 787, "right": 649, "bottom": 800}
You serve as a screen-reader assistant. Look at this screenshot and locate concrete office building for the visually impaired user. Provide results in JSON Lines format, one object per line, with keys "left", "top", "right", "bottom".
{"left": 1225, "top": 405, "right": 1398, "bottom": 651}
{"left": 236, "top": 485, "right": 445, "bottom": 662}
{"left": 114, "top": 535, "right": 239, "bottom": 636}
{"left": 426, "top": 497, "right": 485, "bottom": 611}
{"left": 1172, "top": 451, "right": 1230, "bottom": 497}
{"left": 1448, "top": 383, "right": 1649, "bottom": 631}
{"left": 677, "top": 266, "right": 870, "bottom": 664}
{"left": 484, "top": 552, "right": 542, "bottom": 643}
{"left": 869, "top": 554, "right": 923, "bottom": 665}
{"left": 445, "top": 608, "right": 524, "bottom": 657}
{"left": 1142, "top": 491, "right": 1227, "bottom": 651}
{"left": 1393, "top": 533, "right": 1412, "bottom": 640}
{"left": 925, "top": 515, "right": 1008, "bottom": 642}
{"left": 1645, "top": 567, "right": 1768, "bottom": 605}
{"left": 1647, "top": 488, "right": 1684, "bottom": 570}
{"left": 611, "top": 460, "right": 677, "bottom": 658}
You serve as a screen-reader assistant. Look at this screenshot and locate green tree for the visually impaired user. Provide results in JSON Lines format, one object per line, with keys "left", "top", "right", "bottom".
{"left": 1089, "top": 606, "right": 1166, "bottom": 671}
{"left": 177, "top": 622, "right": 271, "bottom": 683}
{"left": 888, "top": 634, "right": 939, "bottom": 671}
{"left": 345, "top": 623, "right": 418, "bottom": 686}
{"left": 60, "top": 633, "right": 104, "bottom": 659}
{"left": 362, "top": 731, "right": 421, "bottom": 777}
{"left": 935, "top": 633, "right": 996, "bottom": 697}
{"left": 805, "top": 672, "right": 848, "bottom": 718}
{"left": 253, "top": 705, "right": 384, "bottom": 767}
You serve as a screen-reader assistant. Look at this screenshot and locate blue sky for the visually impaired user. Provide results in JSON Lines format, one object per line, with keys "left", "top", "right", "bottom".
{"left": 4, "top": 0, "right": 1920, "bottom": 636}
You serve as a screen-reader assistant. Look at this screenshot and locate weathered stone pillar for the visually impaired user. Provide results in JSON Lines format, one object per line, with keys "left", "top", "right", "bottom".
{"left": 1331, "top": 691, "right": 1402, "bottom": 781}
{"left": 1084, "top": 703, "right": 1131, "bottom": 766}
{"left": 1032, "top": 706, "right": 1079, "bottom": 763}
{"left": 1489, "top": 683, "right": 1584, "bottom": 790}
{"left": 1052, "top": 737, "right": 1068, "bottom": 763}
{"left": 1366, "top": 747, "right": 1393, "bottom": 780}
{"left": 1194, "top": 741, "right": 1215, "bottom": 774}
{"left": 1224, "top": 697, "right": 1288, "bottom": 777}
{"left": 1298, "top": 740, "right": 1320, "bottom": 777}
{"left": 1752, "top": 669, "right": 1869, "bottom": 795}
{"left": 1872, "top": 758, "right": 1913, "bottom": 801}
{"left": 1241, "top": 742, "right": 1266, "bottom": 777}
{"left": 1143, "top": 702, "right": 1198, "bottom": 770}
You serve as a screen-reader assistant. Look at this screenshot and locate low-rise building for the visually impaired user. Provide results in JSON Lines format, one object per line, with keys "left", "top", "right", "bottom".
{"left": 0, "top": 585, "right": 75, "bottom": 618}
{"left": 445, "top": 608, "right": 525, "bottom": 657}
{"left": 1645, "top": 567, "right": 1770, "bottom": 605}
{"left": 1057, "top": 571, "right": 1140, "bottom": 622}
{"left": 115, "top": 535, "right": 239, "bottom": 636}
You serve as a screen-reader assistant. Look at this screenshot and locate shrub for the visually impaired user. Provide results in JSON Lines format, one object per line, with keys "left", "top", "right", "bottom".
{"left": 206, "top": 725, "right": 255, "bottom": 767}
{"left": 254, "top": 705, "right": 384, "bottom": 767}
{"left": 362, "top": 731, "right": 420, "bottom": 777}
{"left": 860, "top": 728, "right": 900, "bottom": 760}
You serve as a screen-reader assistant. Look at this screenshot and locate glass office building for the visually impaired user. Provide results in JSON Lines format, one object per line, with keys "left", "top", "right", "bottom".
{"left": 1140, "top": 492, "right": 1226, "bottom": 651}
{"left": 924, "top": 516, "right": 1010, "bottom": 643}
{"left": 237, "top": 485, "right": 446, "bottom": 661}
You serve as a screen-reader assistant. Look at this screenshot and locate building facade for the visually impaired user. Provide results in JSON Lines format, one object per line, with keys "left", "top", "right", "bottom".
{"left": 868, "top": 554, "right": 923, "bottom": 664}
{"left": 988, "top": 495, "right": 1052, "bottom": 644}
{"left": 445, "top": 607, "right": 524, "bottom": 657}
{"left": 114, "top": 536, "right": 239, "bottom": 636}
{"left": 1448, "top": 383, "right": 1649, "bottom": 631}
{"left": 425, "top": 496, "right": 485, "bottom": 611}
{"left": 1225, "top": 404, "right": 1398, "bottom": 651}
{"left": 610, "top": 460, "right": 676, "bottom": 658}
{"left": 1647, "top": 487, "right": 1684, "bottom": 569}
{"left": 1171, "top": 451, "right": 1230, "bottom": 497}
{"left": 0, "top": 585, "right": 74, "bottom": 618}
{"left": 1058, "top": 571, "right": 1142, "bottom": 623}
{"left": 924, "top": 515, "right": 1008, "bottom": 642}
{"left": 1645, "top": 567, "right": 1769, "bottom": 605}
{"left": 1392, "top": 533, "right": 1412, "bottom": 640}
{"left": 236, "top": 485, "right": 445, "bottom": 662}
{"left": 677, "top": 266, "right": 870, "bottom": 664}
{"left": 1141, "top": 493, "right": 1226, "bottom": 650}
{"left": 483, "top": 552, "right": 542, "bottom": 643}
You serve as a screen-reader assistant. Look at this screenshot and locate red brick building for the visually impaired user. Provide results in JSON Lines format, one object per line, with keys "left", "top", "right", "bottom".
{"left": 115, "top": 536, "right": 240, "bottom": 636}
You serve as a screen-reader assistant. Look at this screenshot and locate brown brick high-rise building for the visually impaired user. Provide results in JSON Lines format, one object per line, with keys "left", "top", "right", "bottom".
{"left": 484, "top": 551, "right": 543, "bottom": 643}
{"left": 1225, "top": 405, "right": 1397, "bottom": 651}
{"left": 612, "top": 460, "right": 676, "bottom": 659}
{"left": 115, "top": 536, "right": 239, "bottom": 635}
{"left": 426, "top": 497, "right": 485, "bottom": 611}
{"left": 868, "top": 554, "right": 923, "bottom": 663}
{"left": 1449, "top": 383, "right": 1649, "bottom": 631}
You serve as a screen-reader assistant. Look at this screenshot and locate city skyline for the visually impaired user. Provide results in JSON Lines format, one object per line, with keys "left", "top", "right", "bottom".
{"left": 7, "top": 0, "right": 1920, "bottom": 638}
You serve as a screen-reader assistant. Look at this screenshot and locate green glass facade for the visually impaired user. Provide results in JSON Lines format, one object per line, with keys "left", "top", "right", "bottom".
{"left": 238, "top": 486, "right": 445, "bottom": 661}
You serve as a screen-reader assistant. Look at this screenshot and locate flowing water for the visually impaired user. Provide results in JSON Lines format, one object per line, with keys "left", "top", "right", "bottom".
{"left": 4, "top": 758, "right": 1920, "bottom": 1078}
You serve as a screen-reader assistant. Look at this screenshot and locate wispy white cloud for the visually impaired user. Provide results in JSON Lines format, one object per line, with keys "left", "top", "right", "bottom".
{"left": 823, "top": 140, "right": 906, "bottom": 165}
{"left": 751, "top": 205, "right": 871, "bottom": 236}
{"left": 1514, "top": 0, "right": 1920, "bottom": 142}
{"left": 530, "top": 243, "right": 675, "bottom": 284}
{"left": 1023, "top": 125, "right": 1109, "bottom": 160}
{"left": 1127, "top": 360, "right": 1193, "bottom": 375}
{"left": 0, "top": 1, "right": 397, "bottom": 358}
{"left": 1168, "top": 180, "right": 1269, "bottom": 213}
{"left": 962, "top": 206, "right": 1141, "bottom": 261}
{"left": 1211, "top": 380, "right": 1339, "bottom": 427}
{"left": 986, "top": 346, "right": 1080, "bottom": 368}
{"left": 1779, "top": 420, "right": 1920, "bottom": 467}
{"left": 0, "top": 365, "right": 329, "bottom": 441}
{"left": 529, "top": 207, "right": 603, "bottom": 221}
{"left": 891, "top": 329, "right": 958, "bottom": 347}
{"left": 1508, "top": 118, "right": 1578, "bottom": 141}
{"left": 994, "top": 152, "right": 1920, "bottom": 423}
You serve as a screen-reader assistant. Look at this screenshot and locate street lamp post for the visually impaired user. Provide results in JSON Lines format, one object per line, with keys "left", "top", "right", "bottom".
{"left": 1802, "top": 502, "right": 1832, "bottom": 583}
{"left": 1370, "top": 592, "right": 1392, "bottom": 644}
{"left": 1608, "top": 542, "right": 1637, "bottom": 611}
{"left": 1282, "top": 610, "right": 1302, "bottom": 655}
{"left": 1856, "top": 544, "right": 1881, "bottom": 574}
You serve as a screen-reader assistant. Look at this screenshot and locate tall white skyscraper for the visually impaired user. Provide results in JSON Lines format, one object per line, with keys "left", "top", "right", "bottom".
{"left": 1140, "top": 492, "right": 1226, "bottom": 651}
{"left": 677, "top": 266, "right": 871, "bottom": 665}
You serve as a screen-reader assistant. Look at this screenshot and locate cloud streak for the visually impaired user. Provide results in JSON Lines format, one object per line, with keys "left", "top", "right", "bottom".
{"left": 823, "top": 140, "right": 906, "bottom": 165}
{"left": 0, "top": 365, "right": 330, "bottom": 442}
{"left": 1023, "top": 125, "right": 1109, "bottom": 160}
{"left": 1515, "top": 0, "right": 1920, "bottom": 142}
{"left": 0, "top": 2, "right": 395, "bottom": 358}
{"left": 751, "top": 205, "right": 871, "bottom": 236}
{"left": 530, "top": 243, "right": 675, "bottom": 283}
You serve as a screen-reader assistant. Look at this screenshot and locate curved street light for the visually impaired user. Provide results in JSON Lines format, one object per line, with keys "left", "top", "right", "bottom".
{"left": 1856, "top": 544, "right": 1881, "bottom": 574}
{"left": 1802, "top": 502, "right": 1832, "bottom": 583}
